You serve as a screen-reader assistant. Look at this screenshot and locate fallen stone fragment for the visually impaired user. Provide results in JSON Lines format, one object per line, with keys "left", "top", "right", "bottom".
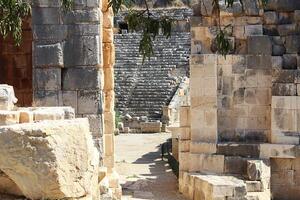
{"left": 0, "top": 118, "right": 99, "bottom": 200}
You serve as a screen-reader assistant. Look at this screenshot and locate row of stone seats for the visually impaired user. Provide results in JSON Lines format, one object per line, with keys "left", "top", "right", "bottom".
{"left": 115, "top": 32, "right": 190, "bottom": 119}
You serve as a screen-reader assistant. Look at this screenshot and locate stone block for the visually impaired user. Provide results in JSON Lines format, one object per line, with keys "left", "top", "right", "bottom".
{"left": 33, "top": 108, "right": 65, "bottom": 121}
{"left": 19, "top": 110, "right": 34, "bottom": 123}
{"left": 278, "top": 24, "right": 298, "bottom": 36}
{"left": 103, "top": 42, "right": 115, "bottom": 67}
{"left": 62, "top": 67, "right": 101, "bottom": 90}
{"left": 259, "top": 143, "right": 297, "bottom": 159}
{"left": 272, "top": 69, "right": 295, "bottom": 83}
{"left": 77, "top": 90, "right": 102, "bottom": 114}
{"left": 190, "top": 142, "right": 217, "bottom": 154}
{"left": 104, "top": 111, "right": 115, "bottom": 135}
{"left": 179, "top": 140, "right": 190, "bottom": 152}
{"left": 283, "top": 54, "right": 298, "bottom": 69}
{"left": 104, "top": 68, "right": 114, "bottom": 91}
{"left": 248, "top": 36, "right": 272, "bottom": 55}
{"left": 189, "top": 153, "right": 224, "bottom": 173}
{"left": 64, "top": 36, "right": 100, "bottom": 67}
{"left": 33, "top": 68, "right": 61, "bottom": 90}
{"left": 0, "top": 118, "right": 99, "bottom": 200}
{"left": 271, "top": 56, "right": 283, "bottom": 69}
{"left": 247, "top": 55, "right": 271, "bottom": 69}
{"left": 103, "top": 28, "right": 114, "bottom": 43}
{"left": 179, "top": 152, "right": 189, "bottom": 171}
{"left": 104, "top": 134, "right": 114, "bottom": 156}
{"left": 224, "top": 156, "right": 247, "bottom": 175}
{"left": 245, "top": 25, "right": 263, "bottom": 36}
{"left": 0, "top": 111, "right": 20, "bottom": 125}
{"left": 263, "top": 11, "right": 278, "bottom": 24}
{"left": 32, "top": 7, "right": 61, "bottom": 25}
{"left": 34, "top": 43, "right": 63, "bottom": 67}
{"left": 179, "top": 106, "right": 190, "bottom": 127}
{"left": 0, "top": 85, "right": 17, "bottom": 111}
{"left": 63, "top": 9, "right": 100, "bottom": 24}
{"left": 103, "top": 9, "right": 113, "bottom": 28}
{"left": 62, "top": 91, "right": 77, "bottom": 113}
{"left": 241, "top": 0, "right": 259, "bottom": 16}
{"left": 140, "top": 122, "right": 162, "bottom": 133}
{"left": 200, "top": 0, "right": 214, "bottom": 16}
{"left": 104, "top": 90, "right": 115, "bottom": 113}
{"left": 218, "top": 143, "right": 260, "bottom": 158}
{"left": 285, "top": 36, "right": 300, "bottom": 54}
{"left": 272, "top": 83, "right": 297, "bottom": 96}
{"left": 33, "top": 90, "right": 59, "bottom": 107}
{"left": 33, "top": 25, "right": 67, "bottom": 42}
{"left": 83, "top": 114, "right": 103, "bottom": 139}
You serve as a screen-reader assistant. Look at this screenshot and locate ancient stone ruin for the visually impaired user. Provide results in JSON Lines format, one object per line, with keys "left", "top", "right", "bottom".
{"left": 114, "top": 8, "right": 192, "bottom": 132}
{"left": 169, "top": 0, "right": 300, "bottom": 199}
{"left": 0, "top": 0, "right": 120, "bottom": 199}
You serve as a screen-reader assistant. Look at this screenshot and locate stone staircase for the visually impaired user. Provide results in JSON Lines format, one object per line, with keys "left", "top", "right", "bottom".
{"left": 114, "top": 32, "right": 190, "bottom": 120}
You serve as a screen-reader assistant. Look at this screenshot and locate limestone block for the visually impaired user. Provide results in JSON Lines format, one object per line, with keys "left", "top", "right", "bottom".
{"left": 179, "top": 106, "right": 190, "bottom": 127}
{"left": 104, "top": 111, "right": 115, "bottom": 135}
{"left": 33, "top": 24, "right": 67, "bottom": 42}
{"left": 283, "top": 54, "right": 297, "bottom": 69}
{"left": 189, "top": 154, "right": 224, "bottom": 173}
{"left": 200, "top": 0, "right": 214, "bottom": 16}
{"left": 63, "top": 9, "right": 100, "bottom": 24}
{"left": 259, "top": 144, "right": 297, "bottom": 159}
{"left": 33, "top": 90, "right": 59, "bottom": 107}
{"left": 278, "top": 24, "right": 297, "bottom": 36}
{"left": 271, "top": 56, "right": 283, "bottom": 69}
{"left": 33, "top": 67, "right": 61, "bottom": 90}
{"left": 104, "top": 68, "right": 114, "bottom": 91}
{"left": 247, "top": 36, "right": 272, "bottom": 55}
{"left": 0, "top": 118, "right": 99, "bottom": 200}
{"left": 32, "top": 7, "right": 61, "bottom": 25}
{"left": 104, "top": 134, "right": 115, "bottom": 156}
{"left": 179, "top": 152, "right": 189, "bottom": 171}
{"left": 103, "top": 28, "right": 114, "bottom": 43}
{"left": 179, "top": 140, "right": 190, "bottom": 152}
{"left": 246, "top": 55, "right": 271, "bottom": 69}
{"left": 19, "top": 110, "right": 33, "bottom": 123}
{"left": 77, "top": 90, "right": 102, "bottom": 115}
{"left": 0, "top": 85, "right": 17, "bottom": 111}
{"left": 0, "top": 171, "right": 23, "bottom": 196}
{"left": 140, "top": 122, "right": 162, "bottom": 133}
{"left": 190, "top": 142, "right": 217, "bottom": 154}
{"left": 62, "top": 91, "right": 78, "bottom": 113}
{"left": 103, "top": 9, "right": 113, "bottom": 28}
{"left": 263, "top": 11, "right": 278, "bottom": 24}
{"left": 103, "top": 42, "right": 115, "bottom": 67}
{"left": 64, "top": 36, "right": 100, "bottom": 67}
{"left": 0, "top": 111, "right": 20, "bottom": 126}
{"left": 62, "top": 67, "right": 101, "bottom": 90}
{"left": 103, "top": 155, "right": 115, "bottom": 172}
{"left": 241, "top": 0, "right": 260, "bottom": 16}
{"left": 245, "top": 25, "right": 263, "bottom": 36}
{"left": 33, "top": 108, "right": 64, "bottom": 121}
{"left": 83, "top": 114, "right": 103, "bottom": 139}
{"left": 247, "top": 160, "right": 263, "bottom": 181}
{"left": 34, "top": 43, "right": 63, "bottom": 67}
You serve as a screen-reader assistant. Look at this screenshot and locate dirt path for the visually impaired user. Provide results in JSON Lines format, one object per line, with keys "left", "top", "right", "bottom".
{"left": 115, "top": 133, "right": 187, "bottom": 200}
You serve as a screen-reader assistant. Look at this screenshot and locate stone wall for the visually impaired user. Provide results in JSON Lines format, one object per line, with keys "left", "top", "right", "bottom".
{"left": 174, "top": 0, "right": 300, "bottom": 199}
{"left": 114, "top": 8, "right": 192, "bottom": 120}
{"left": 0, "top": 17, "right": 33, "bottom": 107}
{"left": 31, "top": 0, "right": 104, "bottom": 160}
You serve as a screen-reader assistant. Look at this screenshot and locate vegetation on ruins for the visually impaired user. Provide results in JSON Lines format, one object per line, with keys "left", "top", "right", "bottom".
{"left": 1, "top": 0, "right": 269, "bottom": 59}
{"left": 0, "top": 0, "right": 72, "bottom": 46}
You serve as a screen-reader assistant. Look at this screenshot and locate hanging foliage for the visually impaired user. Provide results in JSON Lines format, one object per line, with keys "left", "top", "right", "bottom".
{"left": 0, "top": 0, "right": 73, "bottom": 46}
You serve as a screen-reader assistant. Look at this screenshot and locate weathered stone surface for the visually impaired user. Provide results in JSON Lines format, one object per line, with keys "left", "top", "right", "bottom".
{"left": 264, "top": 11, "right": 278, "bottom": 24}
{"left": 0, "top": 171, "right": 23, "bottom": 196}
{"left": 0, "top": 118, "right": 99, "bottom": 200}
{"left": 0, "top": 85, "right": 17, "bottom": 111}
{"left": 33, "top": 68, "right": 61, "bottom": 90}
{"left": 34, "top": 43, "right": 63, "bottom": 67}
{"left": 140, "top": 122, "right": 162, "bottom": 133}
{"left": 248, "top": 36, "right": 272, "bottom": 55}
{"left": 247, "top": 160, "right": 263, "bottom": 181}
{"left": 62, "top": 67, "right": 101, "bottom": 90}
{"left": 0, "top": 111, "right": 20, "bottom": 126}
